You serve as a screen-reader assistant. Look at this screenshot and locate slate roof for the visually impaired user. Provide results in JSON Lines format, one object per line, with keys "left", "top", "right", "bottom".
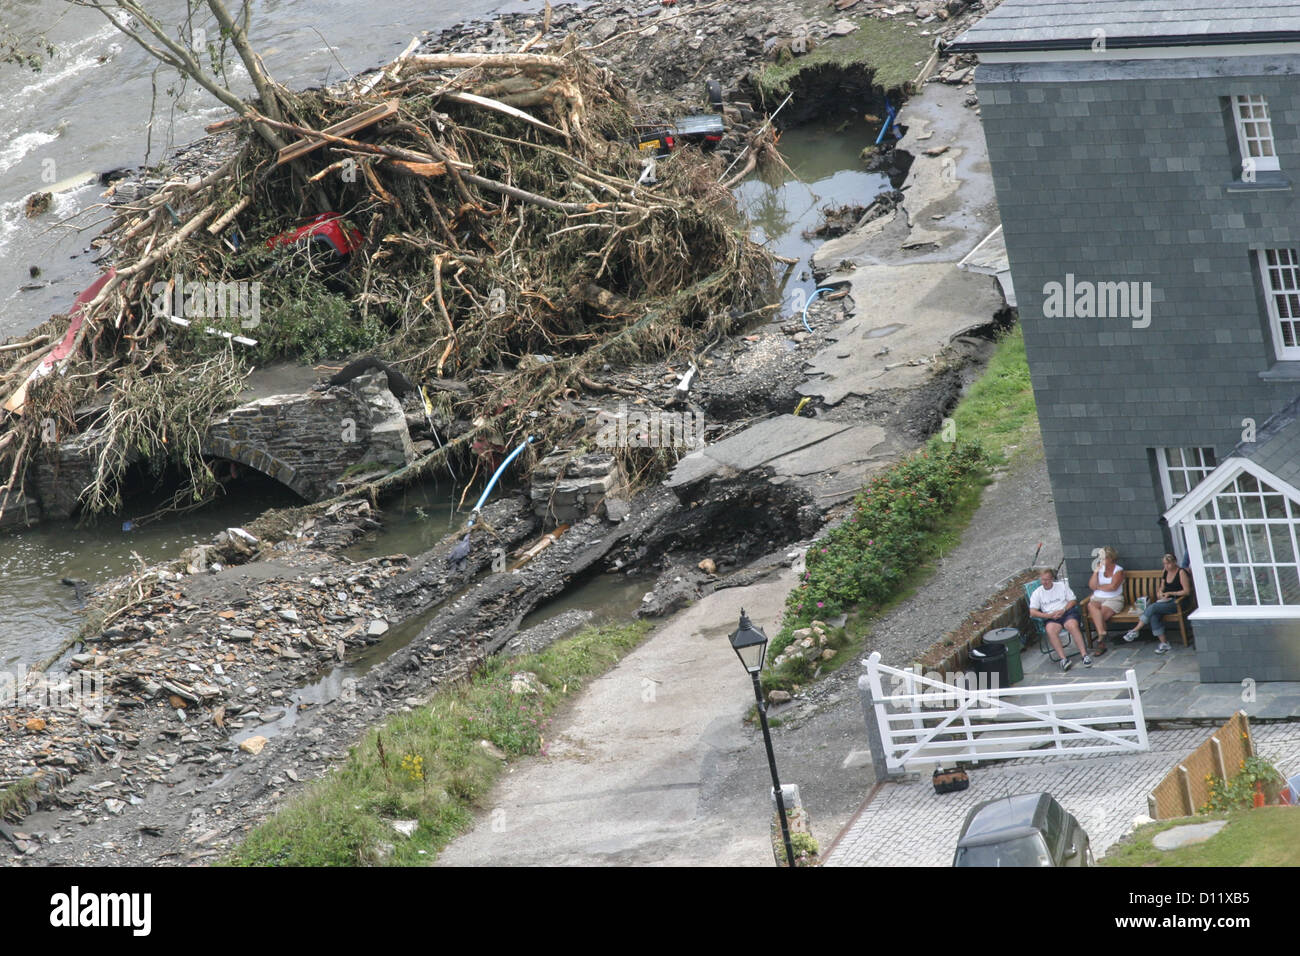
{"left": 1234, "top": 393, "right": 1300, "bottom": 494}
{"left": 948, "top": 0, "right": 1300, "bottom": 53}
{"left": 1161, "top": 394, "right": 1300, "bottom": 524}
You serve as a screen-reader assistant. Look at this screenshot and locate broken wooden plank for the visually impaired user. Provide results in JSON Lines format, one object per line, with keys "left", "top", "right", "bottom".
{"left": 385, "top": 159, "right": 447, "bottom": 178}
{"left": 207, "top": 195, "right": 252, "bottom": 234}
{"left": 274, "top": 101, "right": 398, "bottom": 167}
{"left": 439, "top": 91, "right": 569, "bottom": 140}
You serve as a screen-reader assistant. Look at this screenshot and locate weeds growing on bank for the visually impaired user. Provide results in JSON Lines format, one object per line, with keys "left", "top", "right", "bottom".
{"left": 225, "top": 621, "right": 650, "bottom": 866}
{"left": 761, "top": 325, "right": 1038, "bottom": 695}
{"left": 949, "top": 324, "right": 1036, "bottom": 464}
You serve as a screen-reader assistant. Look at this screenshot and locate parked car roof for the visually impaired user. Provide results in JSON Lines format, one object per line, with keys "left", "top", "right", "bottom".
{"left": 956, "top": 792, "right": 1049, "bottom": 844}
{"left": 956, "top": 824, "right": 1041, "bottom": 849}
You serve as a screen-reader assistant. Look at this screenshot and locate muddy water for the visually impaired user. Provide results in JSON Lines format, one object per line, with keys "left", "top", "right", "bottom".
{"left": 0, "top": 479, "right": 300, "bottom": 671}
{"left": 734, "top": 116, "right": 892, "bottom": 304}
{"left": 0, "top": 0, "right": 529, "bottom": 341}
{"left": 343, "top": 478, "right": 463, "bottom": 561}
{"left": 519, "top": 569, "right": 653, "bottom": 629}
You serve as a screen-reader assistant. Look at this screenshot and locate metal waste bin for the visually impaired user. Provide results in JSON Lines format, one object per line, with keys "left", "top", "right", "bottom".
{"left": 968, "top": 642, "right": 1009, "bottom": 691}
{"left": 982, "top": 627, "right": 1022, "bottom": 684}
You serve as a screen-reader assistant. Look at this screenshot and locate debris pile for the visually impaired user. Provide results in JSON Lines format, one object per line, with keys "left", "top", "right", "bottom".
{"left": 0, "top": 545, "right": 414, "bottom": 836}
{"left": 0, "top": 27, "right": 775, "bottom": 521}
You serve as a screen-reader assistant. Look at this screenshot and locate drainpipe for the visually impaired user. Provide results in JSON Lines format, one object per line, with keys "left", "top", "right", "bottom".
{"left": 874, "top": 100, "right": 897, "bottom": 146}
{"left": 466, "top": 434, "right": 536, "bottom": 529}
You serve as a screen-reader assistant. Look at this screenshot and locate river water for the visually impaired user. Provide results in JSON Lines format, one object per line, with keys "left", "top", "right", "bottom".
{"left": 0, "top": 0, "right": 532, "bottom": 671}
{"left": 0, "top": 0, "right": 532, "bottom": 342}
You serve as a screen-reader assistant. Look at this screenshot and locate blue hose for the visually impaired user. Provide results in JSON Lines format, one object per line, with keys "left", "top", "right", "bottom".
{"left": 802, "top": 286, "right": 838, "bottom": 334}
{"left": 874, "top": 100, "right": 897, "bottom": 146}
{"left": 467, "top": 434, "right": 536, "bottom": 528}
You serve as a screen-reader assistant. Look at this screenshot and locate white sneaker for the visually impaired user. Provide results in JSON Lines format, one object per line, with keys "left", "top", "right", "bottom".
{"left": 1122, "top": 629, "right": 1140, "bottom": 642}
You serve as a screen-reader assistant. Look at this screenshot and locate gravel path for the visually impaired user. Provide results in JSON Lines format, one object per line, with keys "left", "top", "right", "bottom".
{"left": 865, "top": 444, "right": 1061, "bottom": 666}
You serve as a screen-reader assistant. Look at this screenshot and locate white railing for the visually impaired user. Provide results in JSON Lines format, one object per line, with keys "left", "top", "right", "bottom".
{"left": 863, "top": 651, "right": 1149, "bottom": 772}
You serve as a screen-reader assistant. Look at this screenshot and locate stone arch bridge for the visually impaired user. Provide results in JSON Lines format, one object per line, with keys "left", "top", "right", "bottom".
{"left": 27, "top": 371, "right": 414, "bottom": 521}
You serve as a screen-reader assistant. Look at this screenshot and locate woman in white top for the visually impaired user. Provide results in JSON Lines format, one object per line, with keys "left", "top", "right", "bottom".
{"left": 1087, "top": 546, "right": 1125, "bottom": 655}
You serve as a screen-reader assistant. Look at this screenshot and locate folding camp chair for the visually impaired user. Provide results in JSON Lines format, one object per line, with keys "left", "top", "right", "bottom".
{"left": 1025, "top": 580, "right": 1074, "bottom": 662}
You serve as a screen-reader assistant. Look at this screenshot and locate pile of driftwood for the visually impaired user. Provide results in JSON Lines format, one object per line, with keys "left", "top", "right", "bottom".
{"left": 0, "top": 19, "right": 775, "bottom": 519}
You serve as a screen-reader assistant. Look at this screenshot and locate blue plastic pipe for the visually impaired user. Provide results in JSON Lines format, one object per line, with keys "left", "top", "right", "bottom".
{"left": 467, "top": 434, "right": 536, "bottom": 527}
{"left": 874, "top": 100, "right": 897, "bottom": 146}
{"left": 802, "top": 286, "right": 838, "bottom": 334}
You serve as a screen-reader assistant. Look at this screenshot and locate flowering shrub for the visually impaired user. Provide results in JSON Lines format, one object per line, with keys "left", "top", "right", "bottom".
{"left": 1202, "top": 755, "right": 1285, "bottom": 813}
{"left": 400, "top": 753, "right": 425, "bottom": 783}
{"left": 770, "top": 440, "right": 988, "bottom": 666}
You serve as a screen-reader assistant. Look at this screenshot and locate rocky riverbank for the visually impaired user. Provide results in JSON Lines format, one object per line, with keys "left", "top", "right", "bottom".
{"left": 1, "top": 0, "right": 1007, "bottom": 862}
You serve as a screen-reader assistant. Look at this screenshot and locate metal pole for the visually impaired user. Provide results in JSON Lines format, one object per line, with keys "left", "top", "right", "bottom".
{"left": 752, "top": 672, "right": 796, "bottom": 868}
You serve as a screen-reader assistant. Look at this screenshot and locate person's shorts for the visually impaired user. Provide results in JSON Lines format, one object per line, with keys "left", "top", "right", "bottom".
{"left": 1094, "top": 595, "right": 1124, "bottom": 614}
{"left": 1046, "top": 607, "right": 1081, "bottom": 626}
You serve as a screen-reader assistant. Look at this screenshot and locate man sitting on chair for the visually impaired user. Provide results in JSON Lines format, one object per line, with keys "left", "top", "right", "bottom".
{"left": 1029, "top": 568, "right": 1092, "bottom": 672}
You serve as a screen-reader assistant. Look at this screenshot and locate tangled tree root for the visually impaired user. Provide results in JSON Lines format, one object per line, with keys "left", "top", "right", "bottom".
{"left": 0, "top": 41, "right": 776, "bottom": 520}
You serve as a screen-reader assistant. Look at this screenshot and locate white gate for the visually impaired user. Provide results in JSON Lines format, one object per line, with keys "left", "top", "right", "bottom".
{"left": 863, "top": 651, "right": 1149, "bottom": 772}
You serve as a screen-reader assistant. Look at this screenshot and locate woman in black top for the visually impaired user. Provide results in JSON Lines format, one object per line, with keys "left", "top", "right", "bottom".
{"left": 1121, "top": 553, "right": 1191, "bottom": 654}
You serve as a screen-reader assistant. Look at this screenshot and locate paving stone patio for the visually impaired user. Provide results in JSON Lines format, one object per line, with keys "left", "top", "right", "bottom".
{"left": 1015, "top": 629, "right": 1300, "bottom": 721}
{"left": 823, "top": 723, "right": 1300, "bottom": 867}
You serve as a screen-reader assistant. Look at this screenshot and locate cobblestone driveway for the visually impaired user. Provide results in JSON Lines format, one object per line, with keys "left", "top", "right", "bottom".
{"left": 824, "top": 724, "right": 1300, "bottom": 866}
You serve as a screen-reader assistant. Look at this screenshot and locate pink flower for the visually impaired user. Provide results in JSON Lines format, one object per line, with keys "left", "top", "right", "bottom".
{"left": 817, "top": 602, "right": 824, "bottom": 608}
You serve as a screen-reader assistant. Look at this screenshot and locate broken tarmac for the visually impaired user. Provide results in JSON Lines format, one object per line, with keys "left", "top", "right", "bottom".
{"left": 434, "top": 79, "right": 1012, "bottom": 866}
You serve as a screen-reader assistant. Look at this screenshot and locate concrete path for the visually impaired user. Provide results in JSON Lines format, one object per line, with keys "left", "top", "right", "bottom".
{"left": 436, "top": 569, "right": 798, "bottom": 866}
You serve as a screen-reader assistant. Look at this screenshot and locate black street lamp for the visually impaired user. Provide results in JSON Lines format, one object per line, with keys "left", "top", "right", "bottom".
{"left": 729, "top": 608, "right": 796, "bottom": 868}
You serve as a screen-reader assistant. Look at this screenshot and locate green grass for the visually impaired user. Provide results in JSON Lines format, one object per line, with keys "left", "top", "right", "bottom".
{"left": 0, "top": 774, "right": 40, "bottom": 823}
{"left": 224, "top": 620, "right": 651, "bottom": 866}
{"left": 762, "top": 323, "right": 1037, "bottom": 695}
{"left": 756, "top": 18, "right": 934, "bottom": 102}
{"left": 950, "top": 324, "right": 1037, "bottom": 463}
{"left": 1100, "top": 808, "right": 1300, "bottom": 866}
{"left": 762, "top": 473, "right": 986, "bottom": 695}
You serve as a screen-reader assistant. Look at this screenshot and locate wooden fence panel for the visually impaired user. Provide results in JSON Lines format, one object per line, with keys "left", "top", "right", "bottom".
{"left": 1148, "top": 711, "right": 1254, "bottom": 819}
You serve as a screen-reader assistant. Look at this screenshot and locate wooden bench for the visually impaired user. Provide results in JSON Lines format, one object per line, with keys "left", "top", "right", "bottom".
{"left": 1080, "top": 569, "right": 1192, "bottom": 647}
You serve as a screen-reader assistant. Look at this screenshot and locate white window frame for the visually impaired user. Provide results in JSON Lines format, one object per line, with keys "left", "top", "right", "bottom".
{"left": 1157, "top": 447, "right": 1217, "bottom": 557}
{"left": 1170, "top": 458, "right": 1300, "bottom": 619}
{"left": 1259, "top": 248, "right": 1300, "bottom": 361}
{"left": 1233, "top": 94, "right": 1281, "bottom": 173}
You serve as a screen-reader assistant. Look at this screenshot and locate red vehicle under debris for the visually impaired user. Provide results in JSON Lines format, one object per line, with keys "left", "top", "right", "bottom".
{"left": 266, "top": 212, "right": 363, "bottom": 263}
